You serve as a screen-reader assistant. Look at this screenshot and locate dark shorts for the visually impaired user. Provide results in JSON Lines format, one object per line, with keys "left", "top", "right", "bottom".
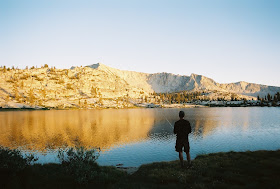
{"left": 175, "top": 139, "right": 190, "bottom": 152}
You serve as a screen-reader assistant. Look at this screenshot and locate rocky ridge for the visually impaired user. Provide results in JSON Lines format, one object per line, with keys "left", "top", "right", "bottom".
{"left": 89, "top": 63, "right": 280, "bottom": 97}
{"left": 0, "top": 63, "right": 279, "bottom": 109}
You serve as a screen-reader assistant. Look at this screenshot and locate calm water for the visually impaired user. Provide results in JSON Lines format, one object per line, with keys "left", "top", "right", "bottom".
{"left": 0, "top": 108, "right": 280, "bottom": 167}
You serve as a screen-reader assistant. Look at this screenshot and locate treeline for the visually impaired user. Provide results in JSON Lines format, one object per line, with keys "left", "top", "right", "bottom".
{"left": 257, "top": 92, "right": 280, "bottom": 106}
{"left": 0, "top": 64, "right": 54, "bottom": 71}
{"left": 151, "top": 91, "right": 280, "bottom": 105}
{"left": 151, "top": 91, "right": 205, "bottom": 104}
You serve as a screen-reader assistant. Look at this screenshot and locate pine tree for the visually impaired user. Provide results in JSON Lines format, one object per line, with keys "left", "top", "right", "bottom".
{"left": 99, "top": 93, "right": 103, "bottom": 105}
{"left": 273, "top": 95, "right": 277, "bottom": 102}
{"left": 267, "top": 93, "right": 271, "bottom": 102}
{"left": 231, "top": 94, "right": 235, "bottom": 101}
{"left": 20, "top": 81, "right": 24, "bottom": 88}
{"left": 157, "top": 98, "right": 161, "bottom": 104}
{"left": 41, "top": 88, "right": 47, "bottom": 98}
{"left": 91, "top": 87, "right": 97, "bottom": 97}
{"left": 260, "top": 98, "right": 264, "bottom": 106}
{"left": 176, "top": 94, "right": 181, "bottom": 104}
{"left": 13, "top": 85, "right": 20, "bottom": 101}
{"left": 29, "top": 89, "right": 35, "bottom": 104}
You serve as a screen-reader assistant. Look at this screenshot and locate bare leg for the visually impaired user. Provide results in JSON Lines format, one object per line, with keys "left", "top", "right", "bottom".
{"left": 186, "top": 152, "right": 191, "bottom": 166}
{"left": 179, "top": 152, "right": 184, "bottom": 167}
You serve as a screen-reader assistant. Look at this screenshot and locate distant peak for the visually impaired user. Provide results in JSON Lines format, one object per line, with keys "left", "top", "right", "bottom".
{"left": 236, "top": 81, "right": 248, "bottom": 85}
{"left": 190, "top": 73, "right": 202, "bottom": 78}
{"left": 87, "top": 63, "right": 103, "bottom": 69}
{"left": 70, "top": 63, "right": 106, "bottom": 70}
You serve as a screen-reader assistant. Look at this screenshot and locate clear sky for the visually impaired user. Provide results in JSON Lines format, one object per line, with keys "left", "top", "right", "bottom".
{"left": 1, "top": 0, "right": 279, "bottom": 86}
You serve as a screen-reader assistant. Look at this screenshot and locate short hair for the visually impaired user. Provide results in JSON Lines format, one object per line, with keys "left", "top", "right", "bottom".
{"left": 179, "top": 111, "right": 185, "bottom": 118}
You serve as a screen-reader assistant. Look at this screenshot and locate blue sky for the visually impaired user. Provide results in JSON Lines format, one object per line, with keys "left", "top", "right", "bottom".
{"left": 1, "top": 0, "right": 279, "bottom": 86}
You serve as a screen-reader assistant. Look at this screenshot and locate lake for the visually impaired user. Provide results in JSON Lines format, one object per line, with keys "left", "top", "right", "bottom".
{"left": 0, "top": 107, "right": 280, "bottom": 167}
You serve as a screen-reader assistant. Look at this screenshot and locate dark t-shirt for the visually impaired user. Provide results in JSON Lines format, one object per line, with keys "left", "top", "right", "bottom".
{"left": 173, "top": 119, "right": 191, "bottom": 141}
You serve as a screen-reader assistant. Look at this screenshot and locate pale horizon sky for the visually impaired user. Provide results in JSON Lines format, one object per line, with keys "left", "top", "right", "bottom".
{"left": 1, "top": 0, "right": 279, "bottom": 86}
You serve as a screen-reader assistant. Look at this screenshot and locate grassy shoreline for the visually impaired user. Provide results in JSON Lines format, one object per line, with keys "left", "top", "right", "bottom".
{"left": 1, "top": 150, "right": 280, "bottom": 188}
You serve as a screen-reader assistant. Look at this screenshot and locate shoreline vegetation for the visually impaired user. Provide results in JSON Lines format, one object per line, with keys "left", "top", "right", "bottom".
{"left": 1, "top": 146, "right": 280, "bottom": 188}
{"left": 1, "top": 96, "right": 280, "bottom": 111}
{"left": 0, "top": 101, "right": 279, "bottom": 111}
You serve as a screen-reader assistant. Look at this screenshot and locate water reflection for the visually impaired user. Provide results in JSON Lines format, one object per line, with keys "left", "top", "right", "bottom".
{"left": 150, "top": 108, "right": 220, "bottom": 138}
{"left": 0, "top": 108, "right": 257, "bottom": 151}
{"left": 0, "top": 109, "right": 155, "bottom": 151}
{"left": 1, "top": 108, "right": 280, "bottom": 166}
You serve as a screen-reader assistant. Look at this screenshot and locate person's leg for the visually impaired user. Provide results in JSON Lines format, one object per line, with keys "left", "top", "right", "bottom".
{"left": 179, "top": 151, "right": 184, "bottom": 167}
{"left": 185, "top": 141, "right": 191, "bottom": 167}
{"left": 186, "top": 152, "right": 191, "bottom": 165}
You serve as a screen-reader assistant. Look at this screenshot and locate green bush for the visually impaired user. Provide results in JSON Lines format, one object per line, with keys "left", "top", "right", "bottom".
{"left": 0, "top": 146, "right": 38, "bottom": 174}
{"left": 58, "top": 146, "right": 100, "bottom": 184}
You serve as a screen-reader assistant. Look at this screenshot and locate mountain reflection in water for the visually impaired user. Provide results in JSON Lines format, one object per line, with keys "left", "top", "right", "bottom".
{"left": 0, "top": 109, "right": 222, "bottom": 151}
{"left": 1, "top": 108, "right": 280, "bottom": 166}
{"left": 0, "top": 109, "right": 156, "bottom": 151}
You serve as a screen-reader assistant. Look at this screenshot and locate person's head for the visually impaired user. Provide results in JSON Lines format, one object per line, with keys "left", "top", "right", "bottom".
{"left": 179, "top": 111, "right": 185, "bottom": 119}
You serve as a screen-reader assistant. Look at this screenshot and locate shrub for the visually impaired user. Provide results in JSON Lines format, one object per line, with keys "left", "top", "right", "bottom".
{"left": 68, "top": 75, "right": 76, "bottom": 79}
{"left": 50, "top": 76, "right": 59, "bottom": 80}
{"left": 35, "top": 77, "right": 44, "bottom": 81}
{"left": 20, "top": 74, "right": 30, "bottom": 80}
{"left": 28, "top": 89, "right": 36, "bottom": 104}
{"left": 57, "top": 79, "right": 65, "bottom": 84}
{"left": 6, "top": 79, "right": 14, "bottom": 83}
{"left": 0, "top": 146, "right": 38, "bottom": 174}
{"left": 3, "top": 66, "right": 7, "bottom": 72}
{"left": 66, "top": 83, "right": 73, "bottom": 90}
{"left": 57, "top": 146, "right": 100, "bottom": 184}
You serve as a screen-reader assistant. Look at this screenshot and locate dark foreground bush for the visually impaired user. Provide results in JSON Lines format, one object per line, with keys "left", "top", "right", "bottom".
{"left": 0, "top": 146, "right": 38, "bottom": 188}
{"left": 1, "top": 148, "right": 280, "bottom": 189}
{"left": 0, "top": 146, "right": 37, "bottom": 174}
{"left": 57, "top": 146, "right": 127, "bottom": 185}
{"left": 58, "top": 146, "right": 101, "bottom": 184}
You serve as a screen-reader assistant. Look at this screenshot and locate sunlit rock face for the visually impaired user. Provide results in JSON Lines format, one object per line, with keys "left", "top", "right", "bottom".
{"left": 0, "top": 109, "right": 155, "bottom": 151}
{"left": 79, "top": 63, "right": 280, "bottom": 96}
{"left": 0, "top": 63, "right": 280, "bottom": 109}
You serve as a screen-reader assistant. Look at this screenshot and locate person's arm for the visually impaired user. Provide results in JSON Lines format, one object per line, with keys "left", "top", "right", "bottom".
{"left": 173, "top": 122, "right": 177, "bottom": 134}
{"left": 188, "top": 121, "right": 192, "bottom": 134}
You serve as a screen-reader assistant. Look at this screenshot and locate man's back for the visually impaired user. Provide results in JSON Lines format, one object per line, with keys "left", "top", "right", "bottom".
{"left": 173, "top": 119, "right": 191, "bottom": 140}
{"left": 174, "top": 111, "right": 192, "bottom": 168}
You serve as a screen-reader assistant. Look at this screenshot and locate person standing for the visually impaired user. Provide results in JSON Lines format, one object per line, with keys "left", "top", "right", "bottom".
{"left": 174, "top": 111, "right": 192, "bottom": 168}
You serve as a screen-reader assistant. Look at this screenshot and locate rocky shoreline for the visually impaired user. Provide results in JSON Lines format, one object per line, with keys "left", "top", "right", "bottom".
{"left": 1, "top": 100, "right": 279, "bottom": 111}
